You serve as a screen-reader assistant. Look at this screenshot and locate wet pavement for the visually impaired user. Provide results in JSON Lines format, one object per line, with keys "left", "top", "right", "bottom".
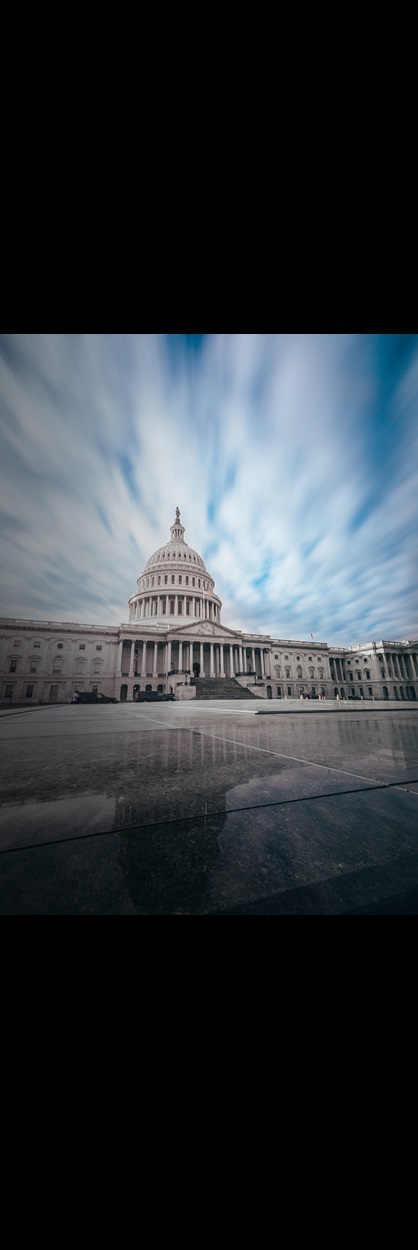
{"left": 0, "top": 700, "right": 418, "bottom": 913}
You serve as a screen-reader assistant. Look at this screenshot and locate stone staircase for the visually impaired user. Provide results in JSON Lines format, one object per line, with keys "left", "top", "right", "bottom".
{"left": 193, "top": 677, "right": 261, "bottom": 700}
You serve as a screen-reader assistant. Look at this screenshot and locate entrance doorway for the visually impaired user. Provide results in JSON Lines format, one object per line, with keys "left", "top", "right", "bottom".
{"left": 193, "top": 662, "right": 200, "bottom": 677}
{"left": 120, "top": 684, "right": 127, "bottom": 701}
{"left": 267, "top": 685, "right": 272, "bottom": 698}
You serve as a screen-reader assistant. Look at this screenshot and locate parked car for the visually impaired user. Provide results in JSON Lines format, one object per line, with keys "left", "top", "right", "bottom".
{"left": 73, "top": 692, "right": 118, "bottom": 704}
{"left": 135, "top": 691, "right": 176, "bottom": 703}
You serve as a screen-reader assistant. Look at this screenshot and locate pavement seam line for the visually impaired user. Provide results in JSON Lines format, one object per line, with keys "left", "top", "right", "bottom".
{"left": 189, "top": 728, "right": 397, "bottom": 787}
{"left": 1, "top": 777, "right": 418, "bottom": 857}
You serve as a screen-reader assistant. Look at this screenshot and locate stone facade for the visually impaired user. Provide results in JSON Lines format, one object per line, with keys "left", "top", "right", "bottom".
{"left": 1, "top": 509, "right": 418, "bottom": 704}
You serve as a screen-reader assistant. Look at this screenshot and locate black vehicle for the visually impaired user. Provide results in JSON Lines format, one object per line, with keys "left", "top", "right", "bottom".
{"left": 135, "top": 691, "right": 175, "bottom": 703}
{"left": 74, "top": 692, "right": 118, "bottom": 704}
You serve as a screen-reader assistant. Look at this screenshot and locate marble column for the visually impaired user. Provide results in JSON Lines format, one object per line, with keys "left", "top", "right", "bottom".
{"left": 210, "top": 643, "right": 215, "bottom": 677}
{"left": 178, "top": 641, "right": 183, "bottom": 671}
{"left": 129, "top": 642, "right": 135, "bottom": 677}
{"left": 167, "top": 642, "right": 172, "bottom": 673}
{"left": 220, "top": 645, "right": 225, "bottom": 678}
{"left": 251, "top": 648, "right": 255, "bottom": 672}
{"left": 200, "top": 642, "right": 204, "bottom": 675}
{"left": 141, "top": 643, "right": 147, "bottom": 677}
{"left": 175, "top": 595, "right": 178, "bottom": 616}
{"left": 260, "top": 650, "right": 265, "bottom": 677}
{"left": 153, "top": 642, "right": 158, "bottom": 677}
{"left": 117, "top": 640, "right": 123, "bottom": 672}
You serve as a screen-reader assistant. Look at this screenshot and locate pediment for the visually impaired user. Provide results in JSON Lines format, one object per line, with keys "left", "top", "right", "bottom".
{"left": 169, "top": 619, "right": 241, "bottom": 639}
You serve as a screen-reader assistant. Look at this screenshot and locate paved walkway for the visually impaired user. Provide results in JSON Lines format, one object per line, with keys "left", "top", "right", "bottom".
{"left": 0, "top": 703, "right": 417, "bottom": 913}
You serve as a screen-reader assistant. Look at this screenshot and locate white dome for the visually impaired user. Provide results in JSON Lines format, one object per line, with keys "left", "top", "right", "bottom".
{"left": 128, "top": 508, "right": 221, "bottom": 626}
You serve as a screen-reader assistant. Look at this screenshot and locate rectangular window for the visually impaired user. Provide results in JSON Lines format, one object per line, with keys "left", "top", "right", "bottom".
{"left": 76, "top": 661, "right": 84, "bottom": 673}
{"left": 53, "top": 662, "right": 62, "bottom": 672}
{"left": 92, "top": 685, "right": 98, "bottom": 694}
{"left": 30, "top": 662, "right": 37, "bottom": 673}
{"left": 366, "top": 670, "right": 370, "bottom": 679}
{"left": 25, "top": 685, "right": 34, "bottom": 697}
{"left": 5, "top": 684, "right": 13, "bottom": 698}
{"left": 14, "top": 640, "right": 21, "bottom": 647}
{"left": 49, "top": 685, "right": 59, "bottom": 701}
{"left": 359, "top": 687, "right": 364, "bottom": 695}
{"left": 9, "top": 659, "right": 17, "bottom": 672}
{"left": 287, "top": 686, "right": 292, "bottom": 696}
{"left": 96, "top": 645, "right": 102, "bottom": 651}
{"left": 93, "top": 664, "right": 100, "bottom": 673}
{"left": 34, "top": 642, "right": 41, "bottom": 648}
{"left": 79, "top": 644, "right": 86, "bottom": 650}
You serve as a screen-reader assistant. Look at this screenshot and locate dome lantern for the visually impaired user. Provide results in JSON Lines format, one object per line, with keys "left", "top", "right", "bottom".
{"left": 170, "top": 506, "right": 185, "bottom": 544}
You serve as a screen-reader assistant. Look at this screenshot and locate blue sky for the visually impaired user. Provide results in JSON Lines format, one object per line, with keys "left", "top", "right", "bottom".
{"left": 0, "top": 333, "right": 417, "bottom": 645}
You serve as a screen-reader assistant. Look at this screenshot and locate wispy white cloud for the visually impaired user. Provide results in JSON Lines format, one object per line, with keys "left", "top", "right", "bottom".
{"left": 0, "top": 334, "right": 417, "bottom": 644}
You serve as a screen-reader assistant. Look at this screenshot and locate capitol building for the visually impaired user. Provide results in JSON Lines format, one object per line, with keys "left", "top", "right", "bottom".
{"left": 1, "top": 508, "right": 417, "bottom": 705}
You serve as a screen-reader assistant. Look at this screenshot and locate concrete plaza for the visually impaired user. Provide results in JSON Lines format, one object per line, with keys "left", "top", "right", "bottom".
{"left": 0, "top": 698, "right": 418, "bottom": 914}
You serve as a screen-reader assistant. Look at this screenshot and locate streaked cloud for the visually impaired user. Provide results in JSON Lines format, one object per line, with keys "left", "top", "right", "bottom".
{"left": 0, "top": 333, "right": 417, "bottom": 644}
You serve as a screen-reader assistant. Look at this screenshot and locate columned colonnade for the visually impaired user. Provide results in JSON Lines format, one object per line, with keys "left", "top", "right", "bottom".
{"left": 117, "top": 639, "right": 269, "bottom": 679}
{"left": 386, "top": 652, "right": 418, "bottom": 679}
{"left": 129, "top": 596, "right": 220, "bottom": 622}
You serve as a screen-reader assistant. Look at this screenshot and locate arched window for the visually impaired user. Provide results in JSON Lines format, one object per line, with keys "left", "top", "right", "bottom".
{"left": 309, "top": 667, "right": 314, "bottom": 678}
{"left": 297, "top": 666, "right": 302, "bottom": 678}
{"left": 172, "top": 575, "right": 175, "bottom": 583}
{"left": 186, "top": 576, "right": 189, "bottom": 585}
{"left": 318, "top": 668, "right": 324, "bottom": 678}
{"left": 285, "top": 667, "right": 290, "bottom": 679}
{"left": 179, "top": 575, "right": 182, "bottom": 584}
{"left": 383, "top": 686, "right": 388, "bottom": 699}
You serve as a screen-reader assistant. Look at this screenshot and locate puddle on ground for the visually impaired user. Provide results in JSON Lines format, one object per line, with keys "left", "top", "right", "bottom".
{"left": 0, "top": 794, "right": 116, "bottom": 852}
